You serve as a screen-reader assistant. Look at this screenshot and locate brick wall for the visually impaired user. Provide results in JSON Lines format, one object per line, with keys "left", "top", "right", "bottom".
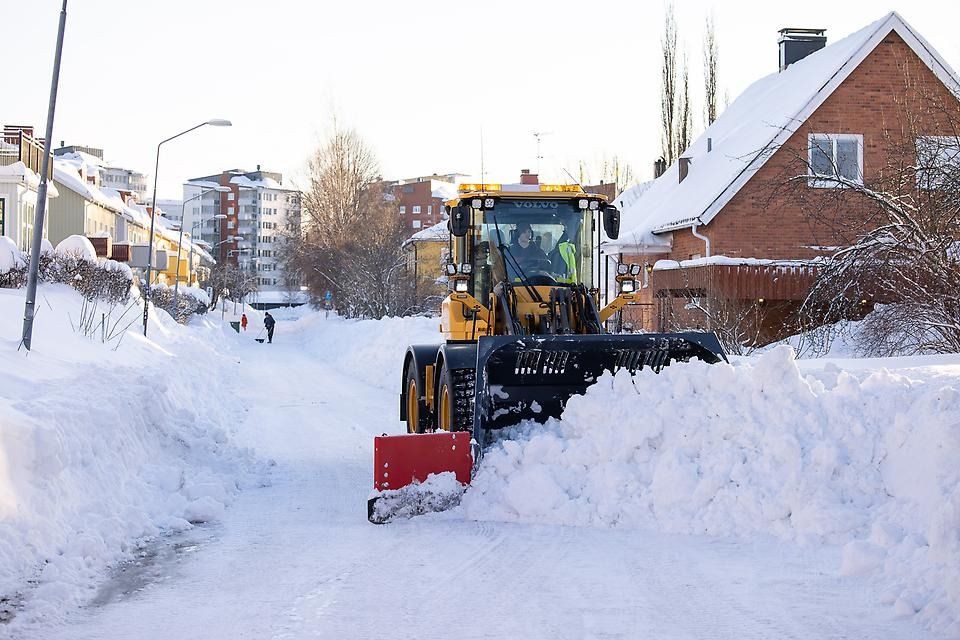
{"left": 396, "top": 181, "right": 445, "bottom": 231}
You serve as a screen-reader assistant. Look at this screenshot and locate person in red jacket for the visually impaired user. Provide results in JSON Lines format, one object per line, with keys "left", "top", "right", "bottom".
{"left": 241, "top": 313, "right": 248, "bottom": 331}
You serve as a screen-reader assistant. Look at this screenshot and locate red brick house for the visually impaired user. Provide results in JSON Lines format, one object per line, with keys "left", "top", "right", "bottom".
{"left": 391, "top": 175, "right": 461, "bottom": 231}
{"left": 607, "top": 12, "right": 960, "bottom": 343}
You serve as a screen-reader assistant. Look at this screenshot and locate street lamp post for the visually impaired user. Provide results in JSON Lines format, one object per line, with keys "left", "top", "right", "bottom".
{"left": 172, "top": 187, "right": 230, "bottom": 317}
{"left": 188, "top": 214, "right": 227, "bottom": 287}
{"left": 142, "top": 118, "right": 231, "bottom": 337}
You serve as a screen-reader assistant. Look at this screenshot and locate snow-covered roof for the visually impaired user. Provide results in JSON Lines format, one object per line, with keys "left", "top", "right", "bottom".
{"left": 430, "top": 180, "right": 458, "bottom": 201}
{"left": 0, "top": 161, "right": 60, "bottom": 196}
{"left": 53, "top": 158, "right": 198, "bottom": 250}
{"left": 230, "top": 175, "right": 286, "bottom": 190}
{"left": 403, "top": 220, "right": 449, "bottom": 247}
{"left": 611, "top": 12, "right": 960, "bottom": 252}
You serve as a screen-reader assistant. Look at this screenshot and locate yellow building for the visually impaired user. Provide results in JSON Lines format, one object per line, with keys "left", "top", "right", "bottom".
{"left": 402, "top": 220, "right": 449, "bottom": 299}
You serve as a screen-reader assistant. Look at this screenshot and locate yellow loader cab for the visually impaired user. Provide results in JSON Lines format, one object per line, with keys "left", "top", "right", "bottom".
{"left": 399, "top": 180, "right": 727, "bottom": 442}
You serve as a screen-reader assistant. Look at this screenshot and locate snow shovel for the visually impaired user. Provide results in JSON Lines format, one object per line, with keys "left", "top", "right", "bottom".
{"left": 254, "top": 328, "right": 266, "bottom": 343}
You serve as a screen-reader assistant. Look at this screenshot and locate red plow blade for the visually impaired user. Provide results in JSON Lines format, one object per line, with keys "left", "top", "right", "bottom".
{"left": 368, "top": 432, "right": 474, "bottom": 523}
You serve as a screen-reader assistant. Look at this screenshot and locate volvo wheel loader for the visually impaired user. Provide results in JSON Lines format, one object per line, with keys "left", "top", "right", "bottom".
{"left": 368, "top": 179, "right": 726, "bottom": 522}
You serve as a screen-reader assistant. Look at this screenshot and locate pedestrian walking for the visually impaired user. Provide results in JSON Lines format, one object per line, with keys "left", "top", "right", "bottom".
{"left": 241, "top": 313, "right": 248, "bottom": 331}
{"left": 264, "top": 312, "right": 276, "bottom": 344}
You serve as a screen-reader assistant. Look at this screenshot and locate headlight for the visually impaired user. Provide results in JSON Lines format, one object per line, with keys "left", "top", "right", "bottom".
{"left": 616, "top": 263, "right": 629, "bottom": 275}
{"left": 621, "top": 280, "right": 636, "bottom": 293}
{"left": 445, "top": 263, "right": 457, "bottom": 276}
{"left": 630, "top": 263, "right": 641, "bottom": 276}
{"left": 483, "top": 197, "right": 495, "bottom": 209}
{"left": 460, "top": 263, "right": 473, "bottom": 274}
{"left": 589, "top": 200, "right": 599, "bottom": 210}
{"left": 471, "top": 198, "right": 483, "bottom": 209}
{"left": 578, "top": 198, "right": 589, "bottom": 210}
{"left": 455, "top": 280, "right": 469, "bottom": 292}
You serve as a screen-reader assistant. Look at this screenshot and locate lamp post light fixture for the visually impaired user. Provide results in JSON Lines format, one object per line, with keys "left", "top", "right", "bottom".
{"left": 172, "top": 186, "right": 231, "bottom": 317}
{"left": 142, "top": 118, "right": 232, "bottom": 337}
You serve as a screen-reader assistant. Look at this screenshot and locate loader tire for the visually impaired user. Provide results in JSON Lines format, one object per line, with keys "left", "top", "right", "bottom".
{"left": 436, "top": 366, "right": 475, "bottom": 432}
{"left": 405, "top": 366, "right": 429, "bottom": 434}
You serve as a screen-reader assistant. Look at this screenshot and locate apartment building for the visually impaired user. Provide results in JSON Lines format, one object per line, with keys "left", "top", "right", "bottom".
{"left": 184, "top": 167, "right": 301, "bottom": 299}
{"left": 390, "top": 173, "right": 461, "bottom": 231}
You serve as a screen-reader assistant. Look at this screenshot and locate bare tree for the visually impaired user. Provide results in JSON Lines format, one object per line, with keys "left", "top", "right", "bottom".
{"left": 703, "top": 14, "right": 719, "bottom": 126}
{"left": 661, "top": 3, "right": 678, "bottom": 166}
{"left": 302, "top": 122, "right": 380, "bottom": 240}
{"left": 280, "top": 127, "right": 424, "bottom": 319}
{"left": 676, "top": 54, "right": 693, "bottom": 158}
{"left": 577, "top": 154, "right": 637, "bottom": 192}
{"left": 655, "top": 266, "right": 778, "bottom": 355}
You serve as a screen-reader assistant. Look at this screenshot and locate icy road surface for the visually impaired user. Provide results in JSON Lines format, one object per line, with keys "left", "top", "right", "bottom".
{"left": 34, "top": 320, "right": 937, "bottom": 640}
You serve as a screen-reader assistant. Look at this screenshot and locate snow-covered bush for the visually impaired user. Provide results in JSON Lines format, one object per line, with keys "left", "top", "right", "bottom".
{"left": 149, "top": 284, "right": 209, "bottom": 323}
{"left": 1, "top": 236, "right": 134, "bottom": 304}
{"left": 0, "top": 236, "right": 28, "bottom": 288}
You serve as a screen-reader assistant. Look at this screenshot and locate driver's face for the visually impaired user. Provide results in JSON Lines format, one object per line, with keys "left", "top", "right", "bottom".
{"left": 518, "top": 228, "right": 532, "bottom": 246}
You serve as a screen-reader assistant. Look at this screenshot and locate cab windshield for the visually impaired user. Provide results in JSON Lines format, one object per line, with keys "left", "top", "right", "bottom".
{"left": 469, "top": 198, "right": 593, "bottom": 302}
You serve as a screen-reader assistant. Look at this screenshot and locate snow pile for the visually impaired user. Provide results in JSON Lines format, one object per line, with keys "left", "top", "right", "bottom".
{"left": 54, "top": 234, "right": 98, "bottom": 262}
{"left": 294, "top": 314, "right": 438, "bottom": 390}
{"left": 0, "top": 236, "right": 25, "bottom": 273}
{"left": 460, "top": 346, "right": 960, "bottom": 636}
{"left": 369, "top": 472, "right": 464, "bottom": 523}
{"left": 0, "top": 285, "right": 265, "bottom": 628}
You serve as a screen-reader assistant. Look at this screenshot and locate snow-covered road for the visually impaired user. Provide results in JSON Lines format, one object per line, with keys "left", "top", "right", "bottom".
{"left": 32, "top": 317, "right": 936, "bottom": 640}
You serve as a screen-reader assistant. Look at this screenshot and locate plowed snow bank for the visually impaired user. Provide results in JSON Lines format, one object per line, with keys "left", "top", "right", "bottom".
{"left": 461, "top": 346, "right": 960, "bottom": 637}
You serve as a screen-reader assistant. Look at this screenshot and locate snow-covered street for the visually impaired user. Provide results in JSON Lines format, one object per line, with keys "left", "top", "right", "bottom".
{"left": 3, "top": 296, "right": 951, "bottom": 639}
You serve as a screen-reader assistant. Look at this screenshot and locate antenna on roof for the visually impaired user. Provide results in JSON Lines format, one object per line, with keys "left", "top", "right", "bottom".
{"left": 533, "top": 131, "right": 552, "bottom": 174}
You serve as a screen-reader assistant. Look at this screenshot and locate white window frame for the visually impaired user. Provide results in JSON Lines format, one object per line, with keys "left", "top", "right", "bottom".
{"left": 399, "top": 205, "right": 406, "bottom": 214}
{"left": 807, "top": 133, "right": 863, "bottom": 188}
{"left": 412, "top": 220, "right": 422, "bottom": 229}
{"left": 412, "top": 205, "right": 422, "bottom": 214}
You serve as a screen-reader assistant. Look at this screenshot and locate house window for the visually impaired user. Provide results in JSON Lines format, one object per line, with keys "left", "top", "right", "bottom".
{"left": 916, "top": 136, "right": 960, "bottom": 189}
{"left": 399, "top": 205, "right": 406, "bottom": 214}
{"left": 808, "top": 134, "right": 863, "bottom": 186}
{"left": 412, "top": 220, "right": 422, "bottom": 229}
{"left": 412, "top": 205, "right": 421, "bottom": 214}
{"left": 227, "top": 192, "right": 235, "bottom": 201}
{"left": 427, "top": 205, "right": 432, "bottom": 214}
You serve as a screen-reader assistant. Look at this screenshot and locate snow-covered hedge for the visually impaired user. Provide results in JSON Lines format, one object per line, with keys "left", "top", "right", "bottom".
{"left": 148, "top": 284, "right": 210, "bottom": 323}
{"left": 0, "top": 235, "right": 133, "bottom": 303}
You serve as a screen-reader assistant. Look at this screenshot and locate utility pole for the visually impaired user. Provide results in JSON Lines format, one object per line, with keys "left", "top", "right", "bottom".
{"left": 20, "top": 0, "right": 68, "bottom": 351}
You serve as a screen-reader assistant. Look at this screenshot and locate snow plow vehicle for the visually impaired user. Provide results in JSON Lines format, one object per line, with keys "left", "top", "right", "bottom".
{"left": 368, "top": 177, "right": 726, "bottom": 522}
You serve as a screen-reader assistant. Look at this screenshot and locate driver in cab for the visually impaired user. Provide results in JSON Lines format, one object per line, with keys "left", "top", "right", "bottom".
{"left": 508, "top": 222, "right": 550, "bottom": 279}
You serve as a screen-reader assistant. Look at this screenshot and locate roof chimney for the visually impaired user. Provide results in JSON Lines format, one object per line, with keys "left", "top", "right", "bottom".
{"left": 520, "top": 169, "right": 538, "bottom": 185}
{"left": 778, "top": 28, "right": 826, "bottom": 71}
{"left": 678, "top": 157, "right": 691, "bottom": 183}
{"left": 653, "top": 157, "right": 667, "bottom": 178}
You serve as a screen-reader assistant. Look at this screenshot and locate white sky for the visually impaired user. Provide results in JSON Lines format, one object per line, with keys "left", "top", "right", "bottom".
{"left": 5, "top": 0, "right": 959, "bottom": 199}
